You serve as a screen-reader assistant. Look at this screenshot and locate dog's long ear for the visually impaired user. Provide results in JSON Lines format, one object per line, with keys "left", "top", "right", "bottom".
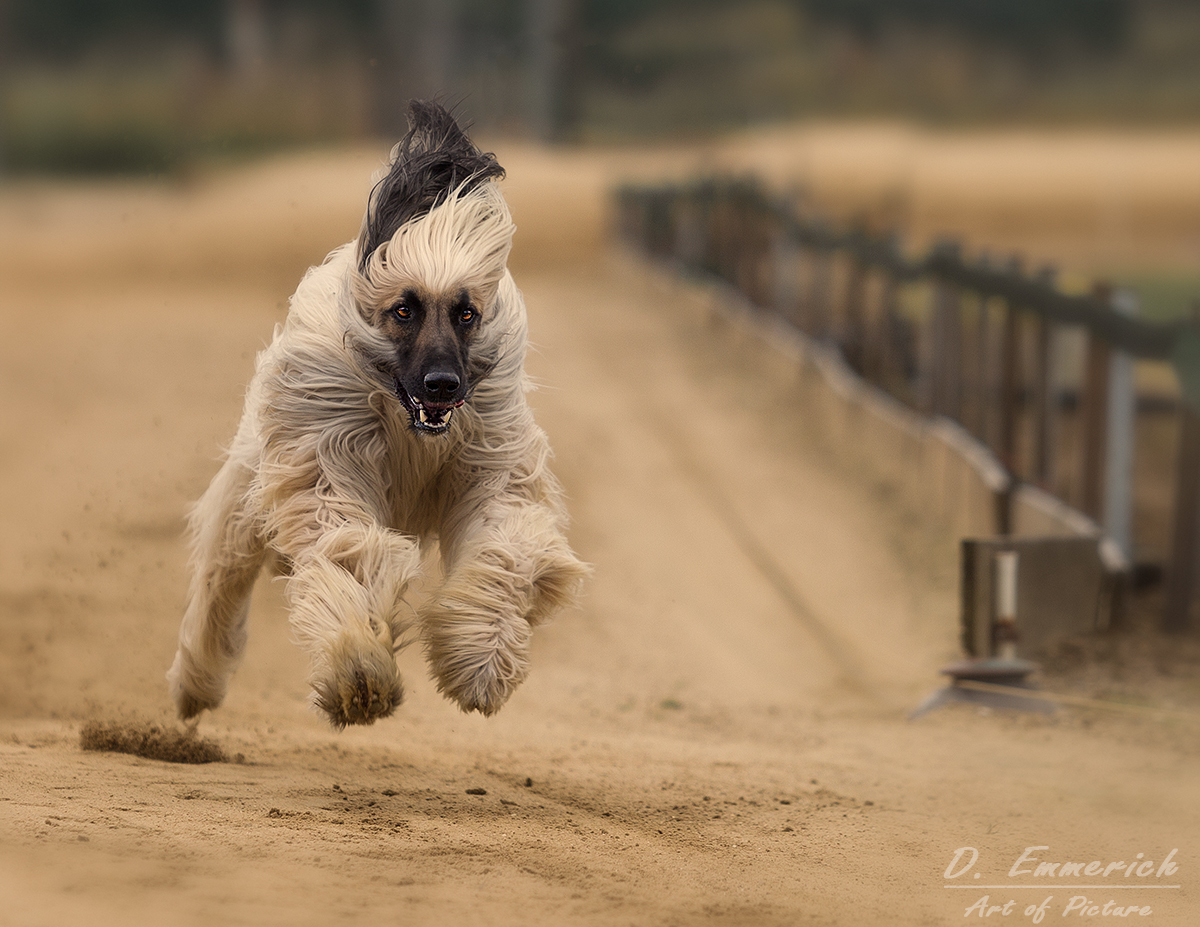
{"left": 358, "top": 101, "right": 505, "bottom": 274}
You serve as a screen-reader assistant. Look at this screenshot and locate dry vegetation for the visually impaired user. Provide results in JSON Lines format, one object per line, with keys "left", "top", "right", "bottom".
{"left": 712, "top": 123, "right": 1200, "bottom": 284}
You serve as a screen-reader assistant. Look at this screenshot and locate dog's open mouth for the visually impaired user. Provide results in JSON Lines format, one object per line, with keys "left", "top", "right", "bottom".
{"left": 393, "top": 379, "right": 464, "bottom": 435}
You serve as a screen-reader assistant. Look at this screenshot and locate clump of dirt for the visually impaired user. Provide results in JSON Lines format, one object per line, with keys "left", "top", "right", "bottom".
{"left": 79, "top": 719, "right": 228, "bottom": 764}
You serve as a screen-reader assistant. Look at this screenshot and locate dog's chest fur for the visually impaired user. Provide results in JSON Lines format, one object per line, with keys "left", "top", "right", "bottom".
{"left": 379, "top": 409, "right": 461, "bottom": 537}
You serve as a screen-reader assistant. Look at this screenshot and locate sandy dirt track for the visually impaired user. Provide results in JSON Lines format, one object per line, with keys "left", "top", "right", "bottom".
{"left": 1, "top": 137, "right": 1197, "bottom": 926}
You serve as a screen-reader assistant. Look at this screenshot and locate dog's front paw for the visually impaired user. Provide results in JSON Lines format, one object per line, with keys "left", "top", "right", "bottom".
{"left": 167, "top": 647, "right": 225, "bottom": 720}
{"left": 312, "top": 632, "right": 403, "bottom": 728}
{"left": 423, "top": 600, "right": 531, "bottom": 716}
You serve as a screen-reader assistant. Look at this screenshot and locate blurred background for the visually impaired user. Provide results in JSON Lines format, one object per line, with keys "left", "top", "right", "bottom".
{"left": 1, "top": 0, "right": 1199, "bottom": 169}
{"left": 5, "top": 1, "right": 1200, "bottom": 301}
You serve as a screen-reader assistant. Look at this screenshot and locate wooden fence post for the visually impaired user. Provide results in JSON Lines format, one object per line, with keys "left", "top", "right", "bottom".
{"left": 771, "top": 229, "right": 802, "bottom": 325}
{"left": 969, "top": 288, "right": 992, "bottom": 443}
{"left": 1079, "top": 283, "right": 1114, "bottom": 521}
{"left": 1164, "top": 313, "right": 1200, "bottom": 634}
{"left": 1165, "top": 404, "right": 1200, "bottom": 633}
{"left": 793, "top": 244, "right": 812, "bottom": 333}
{"left": 928, "top": 241, "right": 963, "bottom": 419}
{"left": 875, "top": 238, "right": 903, "bottom": 394}
{"left": 673, "top": 196, "right": 704, "bottom": 269}
{"left": 714, "top": 199, "right": 734, "bottom": 282}
{"left": 702, "top": 193, "right": 718, "bottom": 272}
{"left": 997, "top": 284, "right": 1021, "bottom": 475}
{"left": 806, "top": 244, "right": 832, "bottom": 339}
{"left": 842, "top": 250, "right": 869, "bottom": 373}
{"left": 649, "top": 192, "right": 674, "bottom": 257}
{"left": 732, "top": 198, "right": 751, "bottom": 294}
{"left": 1102, "top": 289, "right": 1138, "bottom": 560}
{"left": 729, "top": 207, "right": 745, "bottom": 283}
{"left": 861, "top": 267, "right": 887, "bottom": 384}
{"left": 744, "top": 201, "right": 773, "bottom": 307}
{"left": 1029, "top": 268, "right": 1059, "bottom": 491}
{"left": 916, "top": 282, "right": 936, "bottom": 414}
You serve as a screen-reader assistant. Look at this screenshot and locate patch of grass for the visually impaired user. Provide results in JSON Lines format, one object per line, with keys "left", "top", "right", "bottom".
{"left": 1116, "top": 271, "right": 1200, "bottom": 323}
{"left": 0, "top": 55, "right": 368, "bottom": 176}
{"left": 3, "top": 118, "right": 185, "bottom": 175}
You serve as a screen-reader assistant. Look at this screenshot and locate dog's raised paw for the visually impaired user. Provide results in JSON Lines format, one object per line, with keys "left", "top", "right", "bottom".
{"left": 313, "top": 637, "right": 403, "bottom": 728}
{"left": 423, "top": 606, "right": 531, "bottom": 716}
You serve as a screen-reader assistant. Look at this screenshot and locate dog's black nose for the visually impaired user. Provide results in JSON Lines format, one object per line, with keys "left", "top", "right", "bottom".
{"left": 423, "top": 370, "right": 461, "bottom": 400}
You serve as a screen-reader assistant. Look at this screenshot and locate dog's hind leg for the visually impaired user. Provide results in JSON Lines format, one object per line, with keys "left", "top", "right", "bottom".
{"left": 168, "top": 457, "right": 267, "bottom": 719}
{"left": 422, "top": 496, "right": 588, "bottom": 716}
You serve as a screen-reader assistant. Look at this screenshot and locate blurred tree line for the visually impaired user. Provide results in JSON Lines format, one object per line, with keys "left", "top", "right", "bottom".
{"left": 0, "top": 0, "right": 1196, "bottom": 173}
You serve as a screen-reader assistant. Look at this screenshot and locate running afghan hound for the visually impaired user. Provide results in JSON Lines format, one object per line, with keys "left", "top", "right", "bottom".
{"left": 167, "top": 101, "right": 588, "bottom": 728}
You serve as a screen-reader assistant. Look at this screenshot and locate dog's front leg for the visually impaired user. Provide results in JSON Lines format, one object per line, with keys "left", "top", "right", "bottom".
{"left": 422, "top": 497, "right": 588, "bottom": 715}
{"left": 255, "top": 365, "right": 425, "bottom": 727}
{"left": 279, "top": 519, "right": 422, "bottom": 728}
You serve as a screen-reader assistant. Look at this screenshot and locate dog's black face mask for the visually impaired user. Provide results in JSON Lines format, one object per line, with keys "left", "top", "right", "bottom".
{"left": 377, "top": 285, "right": 479, "bottom": 435}
{"left": 352, "top": 101, "right": 507, "bottom": 436}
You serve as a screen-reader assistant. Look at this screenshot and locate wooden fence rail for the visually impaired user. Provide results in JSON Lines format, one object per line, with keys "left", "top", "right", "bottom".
{"left": 616, "top": 177, "right": 1200, "bottom": 634}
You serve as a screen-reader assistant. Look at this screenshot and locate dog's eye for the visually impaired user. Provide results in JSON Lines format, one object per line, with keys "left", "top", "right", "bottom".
{"left": 390, "top": 304, "right": 411, "bottom": 321}
{"left": 458, "top": 307, "right": 476, "bottom": 325}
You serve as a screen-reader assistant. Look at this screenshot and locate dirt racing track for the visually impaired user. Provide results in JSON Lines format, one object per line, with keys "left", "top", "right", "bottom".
{"left": 0, "top": 140, "right": 1196, "bottom": 926}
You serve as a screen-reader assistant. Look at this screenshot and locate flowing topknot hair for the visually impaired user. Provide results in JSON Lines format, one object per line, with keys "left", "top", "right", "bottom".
{"left": 358, "top": 101, "right": 505, "bottom": 275}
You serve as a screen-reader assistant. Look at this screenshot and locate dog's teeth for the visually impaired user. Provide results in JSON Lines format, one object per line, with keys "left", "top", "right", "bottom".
{"left": 418, "top": 408, "right": 428, "bottom": 423}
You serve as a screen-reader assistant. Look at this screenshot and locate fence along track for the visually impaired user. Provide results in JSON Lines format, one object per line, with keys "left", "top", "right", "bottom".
{"left": 616, "top": 176, "right": 1200, "bottom": 634}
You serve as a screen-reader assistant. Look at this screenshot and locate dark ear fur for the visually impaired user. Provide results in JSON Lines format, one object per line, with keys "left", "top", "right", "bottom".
{"left": 359, "top": 100, "right": 505, "bottom": 273}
